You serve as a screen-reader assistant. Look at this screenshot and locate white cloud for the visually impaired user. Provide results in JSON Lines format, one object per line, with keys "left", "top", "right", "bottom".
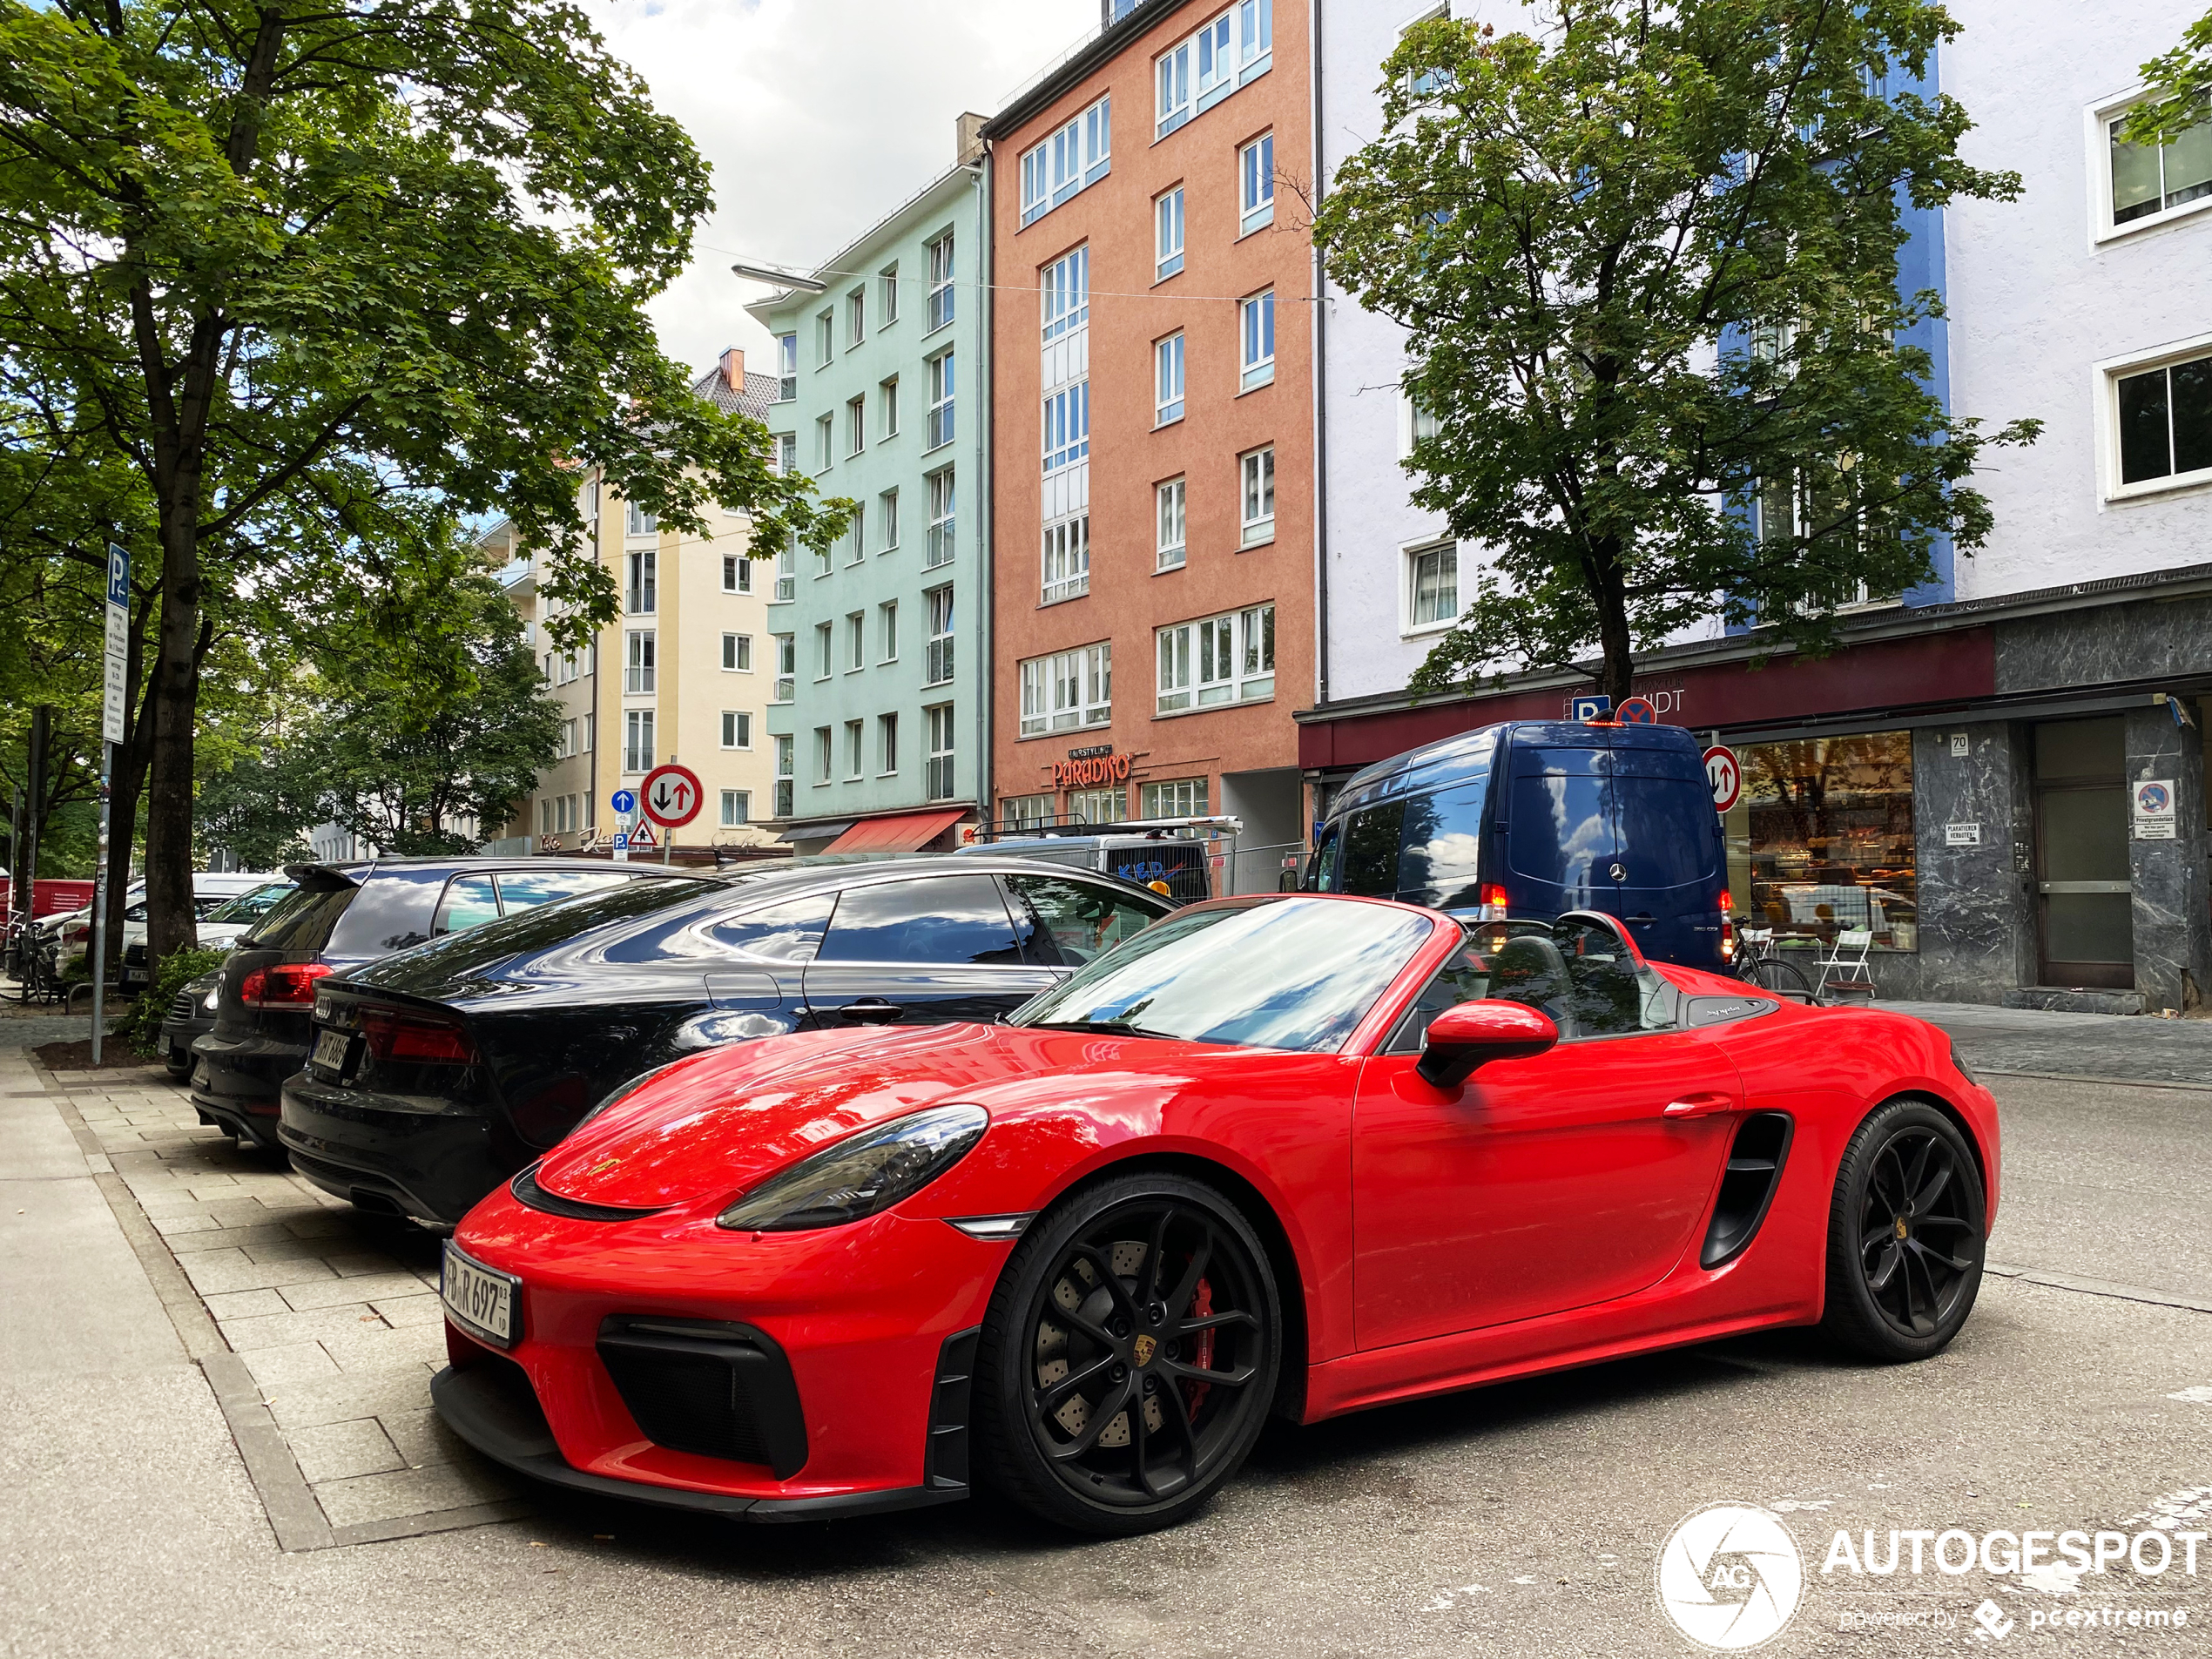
{"left": 584, "top": 0, "right": 1100, "bottom": 375}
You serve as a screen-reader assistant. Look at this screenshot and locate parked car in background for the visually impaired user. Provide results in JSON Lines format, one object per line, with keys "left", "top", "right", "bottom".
{"left": 191, "top": 859, "right": 682, "bottom": 1152}
{"left": 120, "top": 876, "right": 298, "bottom": 990}
{"left": 280, "top": 857, "right": 1174, "bottom": 1226}
{"left": 158, "top": 973, "right": 224, "bottom": 1079}
{"left": 1307, "top": 720, "right": 1730, "bottom": 968}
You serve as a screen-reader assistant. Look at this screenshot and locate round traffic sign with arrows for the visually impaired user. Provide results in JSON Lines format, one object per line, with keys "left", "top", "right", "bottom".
{"left": 640, "top": 762, "right": 704, "bottom": 828}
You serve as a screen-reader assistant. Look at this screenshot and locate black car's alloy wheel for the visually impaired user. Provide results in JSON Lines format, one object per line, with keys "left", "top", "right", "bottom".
{"left": 974, "top": 1172, "right": 1279, "bottom": 1534}
{"left": 1821, "top": 1099, "right": 1985, "bottom": 1361}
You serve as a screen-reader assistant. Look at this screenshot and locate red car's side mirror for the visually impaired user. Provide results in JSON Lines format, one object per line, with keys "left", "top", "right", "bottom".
{"left": 1416, "top": 1001, "right": 1559, "bottom": 1089}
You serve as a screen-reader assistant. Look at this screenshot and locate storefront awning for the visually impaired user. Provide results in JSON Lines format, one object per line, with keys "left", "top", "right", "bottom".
{"left": 777, "top": 821, "right": 851, "bottom": 844}
{"left": 822, "top": 808, "right": 968, "bottom": 854}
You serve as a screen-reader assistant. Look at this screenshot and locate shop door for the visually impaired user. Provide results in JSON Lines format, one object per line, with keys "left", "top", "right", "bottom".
{"left": 2032, "top": 718, "right": 2133, "bottom": 989}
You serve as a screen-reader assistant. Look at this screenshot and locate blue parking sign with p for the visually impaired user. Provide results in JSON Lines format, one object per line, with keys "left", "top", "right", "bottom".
{"left": 1571, "top": 694, "right": 1612, "bottom": 722}
{"left": 106, "top": 543, "right": 130, "bottom": 607}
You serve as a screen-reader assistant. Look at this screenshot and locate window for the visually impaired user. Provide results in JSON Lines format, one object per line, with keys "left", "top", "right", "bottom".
{"left": 1240, "top": 446, "right": 1276, "bottom": 544}
{"left": 815, "top": 413, "right": 834, "bottom": 471}
{"left": 846, "top": 287, "right": 864, "bottom": 347}
{"left": 878, "top": 711, "right": 899, "bottom": 775}
{"left": 1196, "top": 10, "right": 1234, "bottom": 106}
{"left": 774, "top": 734, "right": 794, "bottom": 818}
{"left": 556, "top": 717, "right": 578, "bottom": 759}
{"left": 815, "top": 309, "right": 834, "bottom": 367}
{"left": 1720, "top": 731, "right": 1917, "bottom": 951}
{"left": 773, "top": 633, "right": 795, "bottom": 702}
{"left": 1042, "top": 246, "right": 1089, "bottom": 343}
{"left": 720, "top": 789, "right": 751, "bottom": 827}
{"left": 846, "top": 610, "right": 865, "bottom": 671}
{"left": 880, "top": 598, "right": 899, "bottom": 662}
{"left": 1005, "top": 873, "right": 1163, "bottom": 965}
{"left": 624, "top": 629, "right": 656, "bottom": 693}
{"left": 1236, "top": 0, "right": 1272, "bottom": 84}
{"left": 1757, "top": 465, "right": 1893, "bottom": 608}
{"left": 721, "top": 553, "right": 752, "bottom": 594}
{"left": 814, "top": 621, "right": 833, "bottom": 679}
{"left": 1399, "top": 3, "right": 1450, "bottom": 96}
{"left": 1155, "top": 333, "right": 1185, "bottom": 425}
{"left": 880, "top": 487, "right": 900, "bottom": 550}
{"left": 1042, "top": 381, "right": 1089, "bottom": 471}
{"left": 880, "top": 376, "right": 899, "bottom": 438}
{"left": 2107, "top": 106, "right": 2212, "bottom": 232}
{"left": 624, "top": 709, "right": 655, "bottom": 773}
{"left": 819, "top": 874, "right": 1016, "bottom": 966}
{"left": 774, "top": 539, "right": 796, "bottom": 603}
{"left": 1019, "top": 95, "right": 1111, "bottom": 226}
{"left": 926, "top": 469, "right": 956, "bottom": 568}
{"left": 926, "top": 232, "right": 955, "bottom": 331}
{"left": 1405, "top": 391, "right": 1440, "bottom": 454}
{"left": 714, "top": 893, "right": 834, "bottom": 961}
{"left": 721, "top": 710, "right": 752, "bottom": 750}
{"left": 1408, "top": 542, "right": 1459, "bottom": 630}
{"left": 1069, "top": 787, "right": 1123, "bottom": 825}
{"left": 2114, "top": 348, "right": 2212, "bottom": 490}
{"left": 776, "top": 334, "right": 798, "bottom": 401}
{"left": 624, "top": 548, "right": 656, "bottom": 612}
{"left": 1157, "top": 40, "right": 1191, "bottom": 136}
{"left": 1157, "top": 604, "right": 1273, "bottom": 712}
{"left": 1001, "top": 792, "right": 1053, "bottom": 831}
{"left": 625, "top": 502, "right": 657, "bottom": 538}
{"left": 1239, "top": 289, "right": 1275, "bottom": 390}
{"left": 879, "top": 262, "right": 900, "bottom": 325}
{"left": 777, "top": 432, "right": 798, "bottom": 478}
{"left": 434, "top": 873, "right": 501, "bottom": 936}
{"left": 1239, "top": 132, "right": 1275, "bottom": 234}
{"left": 927, "top": 350, "right": 955, "bottom": 449}
{"left": 1020, "top": 642, "right": 1111, "bottom": 736}
{"left": 925, "top": 585, "right": 954, "bottom": 685}
{"left": 813, "top": 725, "right": 833, "bottom": 784}
{"left": 1167, "top": 0, "right": 1271, "bottom": 121}
{"left": 1042, "top": 514, "right": 1089, "bottom": 603}
{"left": 582, "top": 711, "right": 594, "bottom": 752}
{"left": 1157, "top": 478, "right": 1187, "bottom": 570}
{"left": 1143, "top": 778, "right": 1210, "bottom": 819}
{"left": 722, "top": 631, "right": 752, "bottom": 671}
{"left": 1156, "top": 187, "right": 1185, "bottom": 280}
{"left": 926, "top": 704, "right": 956, "bottom": 800}
{"left": 843, "top": 719, "right": 864, "bottom": 780}
{"left": 846, "top": 394, "right": 865, "bottom": 456}
{"left": 846, "top": 498, "right": 865, "bottom": 564}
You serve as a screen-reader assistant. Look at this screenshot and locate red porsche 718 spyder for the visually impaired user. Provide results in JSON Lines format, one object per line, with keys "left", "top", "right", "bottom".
{"left": 433, "top": 894, "right": 1998, "bottom": 1535}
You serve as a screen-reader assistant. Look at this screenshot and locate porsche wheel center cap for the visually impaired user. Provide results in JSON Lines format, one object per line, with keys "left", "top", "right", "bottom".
{"left": 1893, "top": 1216, "right": 1910, "bottom": 1241}
{"left": 1132, "top": 1333, "right": 1157, "bottom": 1367}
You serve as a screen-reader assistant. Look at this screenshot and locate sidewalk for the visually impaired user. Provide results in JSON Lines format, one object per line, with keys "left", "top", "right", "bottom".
{"left": 1879, "top": 998, "right": 2212, "bottom": 1089}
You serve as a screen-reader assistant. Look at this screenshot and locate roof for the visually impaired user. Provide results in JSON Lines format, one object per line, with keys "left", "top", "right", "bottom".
{"left": 981, "top": 0, "right": 1196, "bottom": 141}
{"left": 691, "top": 364, "right": 780, "bottom": 421}
{"left": 742, "top": 164, "right": 977, "bottom": 330}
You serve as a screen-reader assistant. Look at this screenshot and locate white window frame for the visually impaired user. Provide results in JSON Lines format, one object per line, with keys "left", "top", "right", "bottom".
{"left": 927, "top": 349, "right": 955, "bottom": 450}
{"left": 1155, "top": 186, "right": 1185, "bottom": 280}
{"left": 813, "top": 725, "right": 833, "bottom": 786}
{"left": 624, "top": 628, "right": 656, "bottom": 694}
{"left": 878, "top": 711, "right": 899, "bottom": 777}
{"left": 926, "top": 231, "right": 955, "bottom": 332}
{"left": 1042, "top": 514, "right": 1090, "bottom": 604}
{"left": 880, "top": 486, "right": 900, "bottom": 550}
{"left": 1018, "top": 642, "right": 1112, "bottom": 738}
{"left": 774, "top": 537, "right": 796, "bottom": 603}
{"left": 925, "top": 703, "right": 956, "bottom": 801}
{"left": 624, "top": 709, "right": 656, "bottom": 774}
{"left": 720, "top": 788, "right": 751, "bottom": 828}
{"left": 1042, "top": 246, "right": 1090, "bottom": 343}
{"left": 772, "top": 632, "right": 795, "bottom": 703}
{"left": 843, "top": 719, "right": 864, "bottom": 781}
{"left": 1157, "top": 477, "right": 1187, "bottom": 570}
{"left": 721, "top": 631, "right": 752, "bottom": 671}
{"left": 721, "top": 553, "right": 752, "bottom": 594}
{"left": 1155, "top": 333, "right": 1186, "bottom": 427}
{"left": 926, "top": 469, "right": 956, "bottom": 569}
{"left": 815, "top": 413, "right": 834, "bottom": 472}
{"left": 1240, "top": 445, "right": 1276, "bottom": 545}
{"left": 1001, "top": 792, "right": 1052, "bottom": 831}
{"left": 815, "top": 309, "right": 834, "bottom": 368}
{"left": 2095, "top": 329, "right": 2212, "bottom": 502}
{"left": 1157, "top": 604, "right": 1273, "bottom": 713}
{"left": 720, "top": 710, "right": 753, "bottom": 751}
{"left": 776, "top": 334, "right": 798, "bottom": 401}
{"left": 1239, "top": 289, "right": 1276, "bottom": 391}
{"left": 624, "top": 547, "right": 656, "bottom": 613}
{"left": 880, "top": 375, "right": 900, "bottom": 438}
{"left": 846, "top": 610, "right": 866, "bottom": 673}
{"left": 1042, "top": 381, "right": 1089, "bottom": 473}
{"left": 846, "top": 394, "right": 866, "bottom": 457}
{"left": 1143, "top": 778, "right": 1211, "bottom": 819}
{"left": 776, "top": 432, "right": 798, "bottom": 477}
{"left": 1020, "top": 95, "right": 1112, "bottom": 227}
{"left": 774, "top": 735, "right": 794, "bottom": 819}
{"left": 879, "top": 262, "right": 900, "bottom": 326}
{"left": 1239, "top": 132, "right": 1275, "bottom": 235}
{"left": 880, "top": 598, "right": 899, "bottom": 663}
{"left": 924, "top": 584, "right": 955, "bottom": 686}
{"left": 814, "top": 621, "right": 833, "bottom": 680}
{"left": 846, "top": 287, "right": 865, "bottom": 348}
{"left": 1156, "top": 39, "right": 1193, "bottom": 138}
{"left": 1405, "top": 539, "right": 1460, "bottom": 635}
{"left": 2089, "top": 88, "right": 2212, "bottom": 243}
{"left": 846, "top": 498, "right": 866, "bottom": 565}
{"left": 1402, "top": 387, "right": 1440, "bottom": 456}
{"left": 1069, "top": 786, "right": 1124, "bottom": 825}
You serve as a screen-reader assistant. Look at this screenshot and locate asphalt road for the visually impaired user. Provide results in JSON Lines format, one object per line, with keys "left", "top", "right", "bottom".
{"left": 3, "top": 1017, "right": 2210, "bottom": 1656}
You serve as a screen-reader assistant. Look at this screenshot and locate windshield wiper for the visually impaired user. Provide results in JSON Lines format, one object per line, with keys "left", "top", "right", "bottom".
{"left": 1026, "top": 1018, "right": 1180, "bottom": 1041}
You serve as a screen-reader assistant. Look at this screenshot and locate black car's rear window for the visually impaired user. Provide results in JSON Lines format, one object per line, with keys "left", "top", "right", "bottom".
{"left": 244, "top": 882, "right": 357, "bottom": 953}
{"left": 347, "top": 873, "right": 723, "bottom": 990}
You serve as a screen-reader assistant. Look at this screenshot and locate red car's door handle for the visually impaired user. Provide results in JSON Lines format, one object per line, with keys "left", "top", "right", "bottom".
{"left": 1663, "top": 1092, "right": 1736, "bottom": 1117}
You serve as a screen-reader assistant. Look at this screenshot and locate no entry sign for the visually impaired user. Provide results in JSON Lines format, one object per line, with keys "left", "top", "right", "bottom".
{"left": 641, "top": 763, "right": 704, "bottom": 828}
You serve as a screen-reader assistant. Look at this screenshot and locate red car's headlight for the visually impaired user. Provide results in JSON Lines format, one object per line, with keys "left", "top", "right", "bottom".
{"left": 718, "top": 1104, "right": 988, "bottom": 1234}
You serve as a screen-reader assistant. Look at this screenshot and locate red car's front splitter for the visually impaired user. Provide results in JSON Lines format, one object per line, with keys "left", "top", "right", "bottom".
{"left": 432, "top": 1189, "right": 1012, "bottom": 1521}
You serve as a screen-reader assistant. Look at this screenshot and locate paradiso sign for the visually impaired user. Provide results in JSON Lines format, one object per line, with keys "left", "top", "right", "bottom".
{"left": 1054, "top": 746, "right": 1131, "bottom": 789}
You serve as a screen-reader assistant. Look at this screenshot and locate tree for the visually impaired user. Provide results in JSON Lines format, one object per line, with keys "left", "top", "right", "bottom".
{"left": 0, "top": 0, "right": 850, "bottom": 967}
{"left": 2123, "top": 5, "right": 2212, "bottom": 148}
{"left": 1310, "top": 0, "right": 2040, "bottom": 705}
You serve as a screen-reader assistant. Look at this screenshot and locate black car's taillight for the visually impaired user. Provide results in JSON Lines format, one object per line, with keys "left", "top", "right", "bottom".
{"left": 240, "top": 962, "right": 332, "bottom": 1008}
{"left": 359, "top": 1006, "right": 475, "bottom": 1066}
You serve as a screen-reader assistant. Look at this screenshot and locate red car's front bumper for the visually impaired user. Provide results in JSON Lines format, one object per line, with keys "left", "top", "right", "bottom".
{"left": 433, "top": 1182, "right": 1012, "bottom": 1520}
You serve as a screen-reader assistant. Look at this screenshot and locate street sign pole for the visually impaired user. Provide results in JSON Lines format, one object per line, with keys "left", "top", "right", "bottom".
{"left": 91, "top": 543, "right": 129, "bottom": 1065}
{"left": 664, "top": 754, "right": 674, "bottom": 868}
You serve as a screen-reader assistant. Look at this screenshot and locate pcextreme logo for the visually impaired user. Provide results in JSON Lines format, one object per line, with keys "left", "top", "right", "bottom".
{"left": 1656, "top": 1502, "right": 1805, "bottom": 1650}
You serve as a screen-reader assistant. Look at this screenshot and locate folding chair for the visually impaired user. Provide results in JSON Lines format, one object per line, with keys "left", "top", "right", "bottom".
{"left": 1815, "top": 928, "right": 1875, "bottom": 1002}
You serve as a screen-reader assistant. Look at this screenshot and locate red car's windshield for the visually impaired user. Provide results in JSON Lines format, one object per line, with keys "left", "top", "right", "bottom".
{"left": 1011, "top": 897, "right": 1433, "bottom": 1052}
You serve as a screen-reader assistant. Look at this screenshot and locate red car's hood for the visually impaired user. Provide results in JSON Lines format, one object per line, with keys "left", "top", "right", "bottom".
{"left": 533, "top": 1022, "right": 1159, "bottom": 1210}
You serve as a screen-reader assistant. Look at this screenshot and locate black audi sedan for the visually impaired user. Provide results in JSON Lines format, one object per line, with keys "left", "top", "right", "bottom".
{"left": 192, "top": 858, "right": 683, "bottom": 1150}
{"left": 277, "top": 857, "right": 1173, "bottom": 1226}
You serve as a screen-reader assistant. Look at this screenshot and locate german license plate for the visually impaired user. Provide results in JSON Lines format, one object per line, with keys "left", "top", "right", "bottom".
{"left": 441, "top": 1244, "right": 520, "bottom": 1348}
{"left": 310, "top": 1028, "right": 351, "bottom": 1073}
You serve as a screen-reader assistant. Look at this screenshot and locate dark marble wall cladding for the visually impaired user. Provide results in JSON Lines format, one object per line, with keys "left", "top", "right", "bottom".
{"left": 1909, "top": 723, "right": 2034, "bottom": 1005}
{"left": 1994, "top": 593, "right": 2212, "bottom": 692}
{"left": 2123, "top": 705, "right": 2210, "bottom": 1013}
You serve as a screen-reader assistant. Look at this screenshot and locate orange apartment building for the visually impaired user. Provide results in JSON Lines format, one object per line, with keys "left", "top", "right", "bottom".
{"left": 982, "top": 0, "right": 1312, "bottom": 883}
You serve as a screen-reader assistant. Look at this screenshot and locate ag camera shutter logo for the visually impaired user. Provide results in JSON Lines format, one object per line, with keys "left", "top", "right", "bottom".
{"left": 1656, "top": 1502, "right": 1804, "bottom": 1649}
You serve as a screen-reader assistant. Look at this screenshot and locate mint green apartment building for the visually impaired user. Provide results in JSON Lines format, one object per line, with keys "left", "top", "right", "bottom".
{"left": 752, "top": 127, "right": 989, "bottom": 854}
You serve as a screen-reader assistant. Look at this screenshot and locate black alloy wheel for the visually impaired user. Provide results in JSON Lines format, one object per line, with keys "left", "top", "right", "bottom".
{"left": 1821, "top": 1099, "right": 1985, "bottom": 1361}
{"left": 974, "top": 1172, "right": 1280, "bottom": 1535}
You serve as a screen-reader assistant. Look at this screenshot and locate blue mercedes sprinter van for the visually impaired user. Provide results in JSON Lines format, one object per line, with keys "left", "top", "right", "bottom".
{"left": 1307, "top": 720, "right": 1729, "bottom": 967}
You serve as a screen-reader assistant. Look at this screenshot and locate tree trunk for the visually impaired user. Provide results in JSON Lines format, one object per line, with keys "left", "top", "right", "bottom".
{"left": 1591, "top": 536, "right": 1635, "bottom": 705}
{"left": 142, "top": 500, "right": 203, "bottom": 964}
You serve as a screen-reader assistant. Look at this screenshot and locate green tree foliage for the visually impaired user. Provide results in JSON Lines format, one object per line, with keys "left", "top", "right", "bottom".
{"left": 2123, "top": 5, "right": 2212, "bottom": 146}
{"left": 1311, "top": 0, "right": 2040, "bottom": 704}
{"left": 0, "top": 0, "right": 852, "bottom": 961}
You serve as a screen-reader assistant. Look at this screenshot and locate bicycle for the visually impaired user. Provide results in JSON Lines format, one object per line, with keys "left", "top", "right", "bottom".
{"left": 1731, "top": 925, "right": 1817, "bottom": 1003}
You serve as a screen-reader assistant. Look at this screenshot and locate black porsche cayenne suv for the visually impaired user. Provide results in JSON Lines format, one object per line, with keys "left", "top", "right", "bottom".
{"left": 278, "top": 856, "right": 1173, "bottom": 1226}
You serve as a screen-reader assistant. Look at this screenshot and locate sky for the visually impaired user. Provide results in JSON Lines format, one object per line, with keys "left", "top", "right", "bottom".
{"left": 585, "top": 0, "right": 1100, "bottom": 376}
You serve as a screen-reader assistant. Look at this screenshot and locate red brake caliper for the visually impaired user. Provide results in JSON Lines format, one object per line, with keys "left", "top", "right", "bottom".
{"left": 1184, "top": 1277, "right": 1215, "bottom": 1421}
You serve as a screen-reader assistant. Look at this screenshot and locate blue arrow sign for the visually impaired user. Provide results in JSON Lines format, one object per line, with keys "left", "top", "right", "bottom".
{"left": 610, "top": 788, "right": 637, "bottom": 815}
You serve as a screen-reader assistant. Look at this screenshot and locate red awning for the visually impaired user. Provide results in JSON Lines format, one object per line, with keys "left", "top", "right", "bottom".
{"left": 821, "top": 808, "right": 968, "bottom": 854}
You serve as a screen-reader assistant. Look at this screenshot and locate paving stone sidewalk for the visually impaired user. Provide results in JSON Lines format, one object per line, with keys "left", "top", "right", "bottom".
{"left": 16, "top": 1045, "right": 525, "bottom": 1545}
